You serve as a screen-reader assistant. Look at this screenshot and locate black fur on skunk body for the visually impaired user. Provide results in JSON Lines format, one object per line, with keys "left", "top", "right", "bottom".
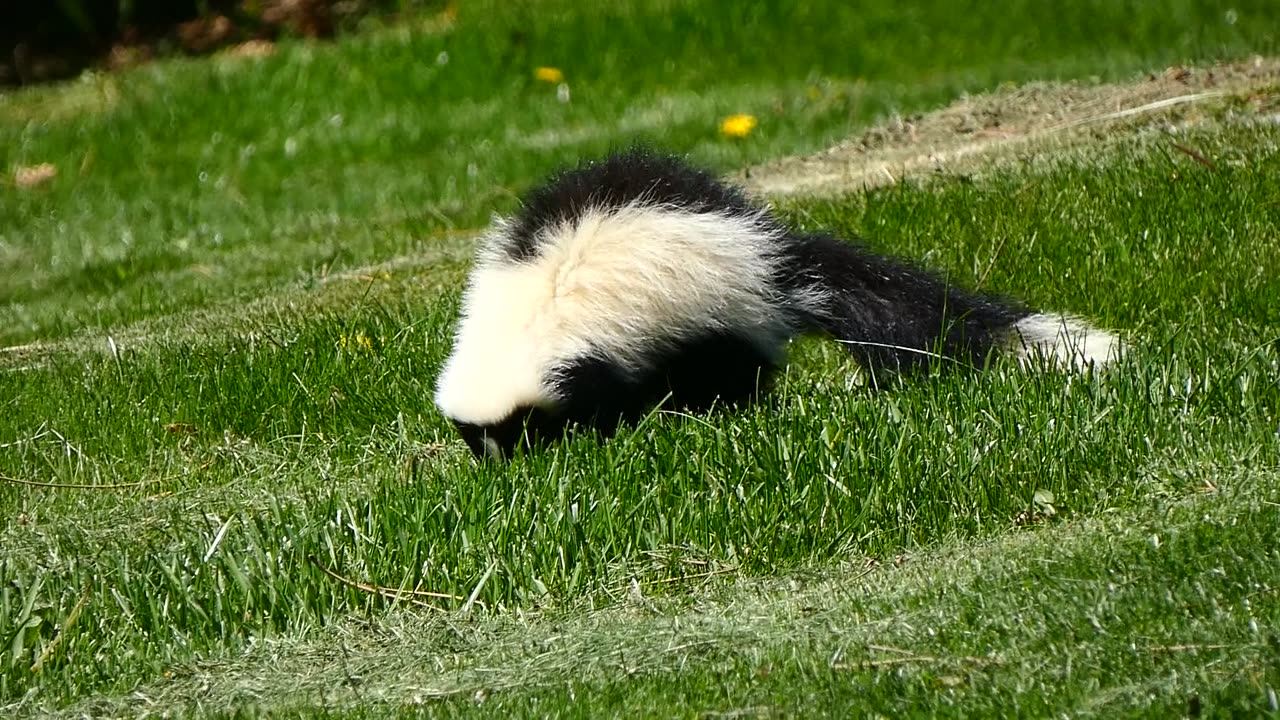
{"left": 434, "top": 148, "right": 1119, "bottom": 459}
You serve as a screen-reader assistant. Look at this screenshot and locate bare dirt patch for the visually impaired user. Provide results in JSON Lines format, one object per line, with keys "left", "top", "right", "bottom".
{"left": 739, "top": 56, "right": 1280, "bottom": 197}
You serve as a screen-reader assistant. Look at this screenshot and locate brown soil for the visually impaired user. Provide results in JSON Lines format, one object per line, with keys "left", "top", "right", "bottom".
{"left": 738, "top": 56, "right": 1280, "bottom": 197}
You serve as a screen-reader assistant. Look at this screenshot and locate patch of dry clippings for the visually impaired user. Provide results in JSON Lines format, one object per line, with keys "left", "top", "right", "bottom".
{"left": 740, "top": 56, "right": 1280, "bottom": 196}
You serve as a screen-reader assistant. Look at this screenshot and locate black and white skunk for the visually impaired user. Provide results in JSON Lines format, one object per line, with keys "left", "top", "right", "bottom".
{"left": 434, "top": 148, "right": 1119, "bottom": 459}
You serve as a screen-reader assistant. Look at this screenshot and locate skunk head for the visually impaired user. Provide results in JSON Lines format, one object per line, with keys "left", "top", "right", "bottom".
{"left": 433, "top": 150, "right": 800, "bottom": 460}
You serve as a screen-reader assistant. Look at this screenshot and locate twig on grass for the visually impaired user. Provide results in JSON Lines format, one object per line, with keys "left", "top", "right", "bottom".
{"left": 835, "top": 653, "right": 1002, "bottom": 670}
{"left": 0, "top": 342, "right": 45, "bottom": 354}
{"left": 644, "top": 566, "right": 741, "bottom": 586}
{"left": 866, "top": 644, "right": 916, "bottom": 656}
{"left": 1144, "top": 643, "right": 1233, "bottom": 653}
{"left": 308, "top": 555, "right": 475, "bottom": 612}
{"left": 848, "top": 563, "right": 879, "bottom": 584}
{"left": 699, "top": 706, "right": 775, "bottom": 719}
{"left": 1169, "top": 141, "right": 1218, "bottom": 170}
{"left": 0, "top": 472, "right": 150, "bottom": 490}
{"left": 1047, "top": 91, "right": 1225, "bottom": 131}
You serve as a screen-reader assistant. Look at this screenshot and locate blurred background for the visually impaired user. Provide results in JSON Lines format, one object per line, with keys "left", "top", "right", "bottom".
{"left": 2, "top": 1, "right": 440, "bottom": 86}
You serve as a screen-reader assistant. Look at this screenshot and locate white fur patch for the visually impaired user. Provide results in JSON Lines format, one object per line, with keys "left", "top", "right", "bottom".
{"left": 434, "top": 204, "right": 791, "bottom": 426}
{"left": 1010, "top": 313, "right": 1123, "bottom": 371}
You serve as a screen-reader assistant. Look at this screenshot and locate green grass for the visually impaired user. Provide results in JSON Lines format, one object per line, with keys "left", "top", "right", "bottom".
{"left": 104, "top": 467, "right": 1275, "bottom": 718}
{"left": 2, "top": 0, "right": 1280, "bottom": 716}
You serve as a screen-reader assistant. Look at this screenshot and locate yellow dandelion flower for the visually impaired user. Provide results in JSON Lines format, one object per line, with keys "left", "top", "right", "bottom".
{"left": 338, "top": 332, "right": 375, "bottom": 352}
{"left": 534, "top": 66, "right": 564, "bottom": 83}
{"left": 719, "top": 113, "right": 758, "bottom": 138}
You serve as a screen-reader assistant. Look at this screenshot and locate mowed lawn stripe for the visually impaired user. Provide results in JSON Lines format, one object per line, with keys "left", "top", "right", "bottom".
{"left": 43, "top": 465, "right": 1280, "bottom": 718}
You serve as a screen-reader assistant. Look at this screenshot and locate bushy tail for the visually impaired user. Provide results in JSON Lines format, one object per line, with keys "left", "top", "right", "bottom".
{"left": 1005, "top": 312, "right": 1123, "bottom": 370}
{"left": 783, "top": 233, "right": 1121, "bottom": 374}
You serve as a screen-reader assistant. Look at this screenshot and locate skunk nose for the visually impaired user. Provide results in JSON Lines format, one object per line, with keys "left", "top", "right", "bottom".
{"left": 452, "top": 421, "right": 507, "bottom": 460}
{"left": 449, "top": 405, "right": 564, "bottom": 460}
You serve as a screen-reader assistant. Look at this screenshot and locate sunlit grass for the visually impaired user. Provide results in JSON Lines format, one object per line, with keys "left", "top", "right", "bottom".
{"left": 2, "top": 0, "right": 1274, "bottom": 344}
{"left": 1, "top": 0, "right": 1279, "bottom": 715}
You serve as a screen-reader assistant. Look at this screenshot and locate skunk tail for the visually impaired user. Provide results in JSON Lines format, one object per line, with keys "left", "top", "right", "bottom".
{"left": 782, "top": 233, "right": 1121, "bottom": 374}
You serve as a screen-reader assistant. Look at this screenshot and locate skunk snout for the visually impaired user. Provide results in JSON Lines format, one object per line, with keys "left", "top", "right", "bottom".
{"left": 451, "top": 406, "right": 563, "bottom": 461}
{"left": 452, "top": 421, "right": 507, "bottom": 460}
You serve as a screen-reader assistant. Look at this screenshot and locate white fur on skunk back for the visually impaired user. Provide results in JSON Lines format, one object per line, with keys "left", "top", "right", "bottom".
{"left": 434, "top": 148, "right": 1121, "bottom": 459}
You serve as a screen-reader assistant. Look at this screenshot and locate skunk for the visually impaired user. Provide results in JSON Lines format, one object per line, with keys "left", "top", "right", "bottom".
{"left": 434, "top": 148, "right": 1119, "bottom": 459}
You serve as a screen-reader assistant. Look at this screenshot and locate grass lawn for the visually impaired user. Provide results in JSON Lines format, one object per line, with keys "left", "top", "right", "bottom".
{"left": 2, "top": 0, "right": 1279, "bottom": 716}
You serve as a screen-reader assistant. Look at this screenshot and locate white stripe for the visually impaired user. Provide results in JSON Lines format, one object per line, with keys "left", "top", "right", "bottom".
{"left": 434, "top": 204, "right": 789, "bottom": 425}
